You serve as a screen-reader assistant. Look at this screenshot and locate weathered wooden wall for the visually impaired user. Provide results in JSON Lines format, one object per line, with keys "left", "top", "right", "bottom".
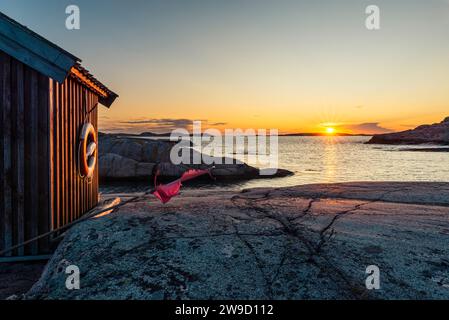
{"left": 0, "top": 52, "right": 99, "bottom": 257}
{"left": 0, "top": 51, "right": 50, "bottom": 256}
{"left": 50, "top": 75, "right": 99, "bottom": 232}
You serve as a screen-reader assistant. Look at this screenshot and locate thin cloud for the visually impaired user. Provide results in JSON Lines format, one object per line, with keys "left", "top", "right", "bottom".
{"left": 338, "top": 122, "right": 393, "bottom": 134}
{"left": 100, "top": 118, "right": 225, "bottom": 134}
{"left": 121, "top": 118, "right": 200, "bottom": 127}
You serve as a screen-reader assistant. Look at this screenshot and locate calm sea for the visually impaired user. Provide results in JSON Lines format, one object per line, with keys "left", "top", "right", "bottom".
{"left": 233, "top": 136, "right": 449, "bottom": 190}
{"left": 100, "top": 136, "right": 449, "bottom": 193}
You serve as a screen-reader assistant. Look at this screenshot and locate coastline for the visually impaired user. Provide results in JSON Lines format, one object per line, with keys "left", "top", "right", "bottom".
{"left": 7, "top": 181, "right": 448, "bottom": 300}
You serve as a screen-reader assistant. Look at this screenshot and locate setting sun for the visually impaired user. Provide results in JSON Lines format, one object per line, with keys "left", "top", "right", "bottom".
{"left": 325, "top": 127, "right": 336, "bottom": 134}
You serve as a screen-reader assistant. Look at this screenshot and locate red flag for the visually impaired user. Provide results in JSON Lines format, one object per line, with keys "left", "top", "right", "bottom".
{"left": 153, "top": 169, "right": 212, "bottom": 204}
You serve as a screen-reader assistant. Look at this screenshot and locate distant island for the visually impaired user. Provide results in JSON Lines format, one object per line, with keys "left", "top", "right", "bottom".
{"left": 104, "top": 117, "right": 449, "bottom": 144}
{"left": 101, "top": 131, "right": 373, "bottom": 138}
{"left": 367, "top": 116, "right": 449, "bottom": 145}
{"left": 280, "top": 133, "right": 372, "bottom": 137}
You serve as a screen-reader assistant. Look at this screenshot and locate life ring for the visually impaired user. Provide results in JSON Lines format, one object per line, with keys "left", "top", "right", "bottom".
{"left": 79, "top": 123, "right": 97, "bottom": 178}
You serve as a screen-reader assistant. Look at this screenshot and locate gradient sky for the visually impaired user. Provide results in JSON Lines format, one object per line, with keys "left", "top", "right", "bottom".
{"left": 2, "top": 0, "right": 449, "bottom": 133}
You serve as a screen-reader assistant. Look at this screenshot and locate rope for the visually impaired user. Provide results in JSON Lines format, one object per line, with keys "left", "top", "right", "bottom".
{"left": 0, "top": 167, "right": 214, "bottom": 257}
{"left": 0, "top": 188, "right": 155, "bottom": 257}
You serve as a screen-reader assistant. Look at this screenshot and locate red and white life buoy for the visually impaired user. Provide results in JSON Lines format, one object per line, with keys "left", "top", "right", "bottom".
{"left": 79, "top": 123, "right": 97, "bottom": 178}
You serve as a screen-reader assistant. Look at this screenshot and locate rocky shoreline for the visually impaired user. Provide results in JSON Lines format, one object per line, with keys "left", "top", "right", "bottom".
{"left": 23, "top": 182, "right": 449, "bottom": 300}
{"left": 367, "top": 116, "right": 449, "bottom": 145}
{"left": 99, "top": 133, "right": 293, "bottom": 181}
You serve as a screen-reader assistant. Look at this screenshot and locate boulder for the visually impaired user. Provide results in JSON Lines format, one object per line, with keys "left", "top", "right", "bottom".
{"left": 99, "top": 133, "right": 174, "bottom": 163}
{"left": 98, "top": 133, "right": 293, "bottom": 181}
{"left": 99, "top": 153, "right": 155, "bottom": 180}
{"left": 367, "top": 116, "right": 449, "bottom": 145}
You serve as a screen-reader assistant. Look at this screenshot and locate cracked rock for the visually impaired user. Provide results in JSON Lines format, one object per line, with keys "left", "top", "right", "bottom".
{"left": 26, "top": 182, "right": 449, "bottom": 300}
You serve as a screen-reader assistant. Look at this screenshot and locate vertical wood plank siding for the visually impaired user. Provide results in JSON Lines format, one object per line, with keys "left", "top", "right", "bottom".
{"left": 50, "top": 68, "right": 99, "bottom": 230}
{"left": 0, "top": 52, "right": 99, "bottom": 256}
{"left": 0, "top": 52, "right": 12, "bottom": 256}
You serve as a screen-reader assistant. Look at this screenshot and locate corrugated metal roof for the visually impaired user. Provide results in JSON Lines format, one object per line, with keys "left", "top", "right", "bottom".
{"left": 0, "top": 11, "right": 118, "bottom": 107}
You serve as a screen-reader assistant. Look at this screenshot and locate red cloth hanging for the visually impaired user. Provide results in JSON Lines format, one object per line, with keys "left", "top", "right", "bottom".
{"left": 153, "top": 169, "right": 212, "bottom": 204}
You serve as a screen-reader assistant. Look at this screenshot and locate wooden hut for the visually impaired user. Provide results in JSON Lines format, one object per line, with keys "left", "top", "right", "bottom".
{"left": 0, "top": 12, "right": 118, "bottom": 259}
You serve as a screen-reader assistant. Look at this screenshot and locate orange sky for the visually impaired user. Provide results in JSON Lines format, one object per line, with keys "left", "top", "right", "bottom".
{"left": 5, "top": 1, "right": 449, "bottom": 135}
{"left": 93, "top": 0, "right": 449, "bottom": 135}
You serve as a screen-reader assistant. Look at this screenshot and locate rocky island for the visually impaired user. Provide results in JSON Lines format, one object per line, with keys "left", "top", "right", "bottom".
{"left": 367, "top": 116, "right": 449, "bottom": 145}
{"left": 99, "top": 133, "right": 292, "bottom": 181}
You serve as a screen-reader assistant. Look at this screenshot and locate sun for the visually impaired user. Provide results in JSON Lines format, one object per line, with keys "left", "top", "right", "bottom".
{"left": 325, "top": 127, "right": 336, "bottom": 134}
